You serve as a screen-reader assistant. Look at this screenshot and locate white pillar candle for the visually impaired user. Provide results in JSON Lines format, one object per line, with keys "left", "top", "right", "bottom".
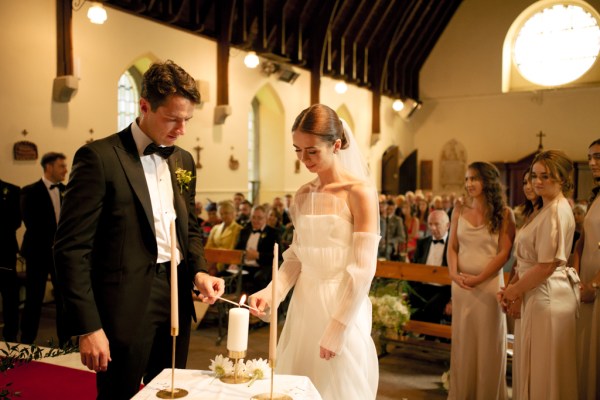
{"left": 227, "top": 307, "right": 249, "bottom": 352}
{"left": 170, "top": 220, "right": 179, "bottom": 336}
{"left": 269, "top": 243, "right": 279, "bottom": 362}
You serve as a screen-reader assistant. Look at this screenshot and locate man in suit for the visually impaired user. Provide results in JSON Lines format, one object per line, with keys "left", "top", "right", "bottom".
{"left": 20, "top": 152, "right": 69, "bottom": 345}
{"left": 236, "top": 199, "right": 252, "bottom": 228}
{"left": 379, "top": 199, "right": 406, "bottom": 260}
{"left": 235, "top": 205, "right": 279, "bottom": 293}
{"left": 0, "top": 179, "right": 21, "bottom": 342}
{"left": 409, "top": 210, "right": 452, "bottom": 324}
{"left": 54, "top": 60, "right": 224, "bottom": 399}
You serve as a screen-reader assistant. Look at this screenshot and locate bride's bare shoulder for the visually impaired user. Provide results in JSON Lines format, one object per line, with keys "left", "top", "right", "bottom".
{"left": 296, "top": 179, "right": 318, "bottom": 196}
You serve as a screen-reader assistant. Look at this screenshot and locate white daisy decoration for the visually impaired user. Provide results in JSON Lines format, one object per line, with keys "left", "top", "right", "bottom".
{"left": 209, "top": 354, "right": 234, "bottom": 377}
{"left": 245, "top": 358, "right": 271, "bottom": 386}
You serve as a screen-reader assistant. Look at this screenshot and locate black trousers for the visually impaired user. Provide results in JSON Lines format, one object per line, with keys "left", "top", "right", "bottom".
{"left": 20, "top": 256, "right": 69, "bottom": 345}
{"left": 96, "top": 264, "right": 191, "bottom": 400}
{"left": 0, "top": 268, "right": 20, "bottom": 342}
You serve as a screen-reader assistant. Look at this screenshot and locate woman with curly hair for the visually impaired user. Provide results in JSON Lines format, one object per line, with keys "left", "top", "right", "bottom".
{"left": 499, "top": 150, "right": 577, "bottom": 399}
{"left": 447, "top": 161, "right": 515, "bottom": 400}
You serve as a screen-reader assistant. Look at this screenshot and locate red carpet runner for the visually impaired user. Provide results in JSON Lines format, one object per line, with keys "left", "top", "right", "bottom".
{"left": 0, "top": 361, "right": 96, "bottom": 399}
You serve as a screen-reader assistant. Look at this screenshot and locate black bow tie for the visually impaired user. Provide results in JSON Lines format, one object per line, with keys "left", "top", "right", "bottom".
{"left": 50, "top": 183, "right": 65, "bottom": 191}
{"left": 432, "top": 239, "right": 444, "bottom": 245}
{"left": 251, "top": 229, "right": 262, "bottom": 234}
{"left": 144, "top": 143, "right": 174, "bottom": 159}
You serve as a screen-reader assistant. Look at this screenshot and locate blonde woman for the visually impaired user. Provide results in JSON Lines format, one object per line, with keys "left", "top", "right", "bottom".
{"left": 205, "top": 200, "right": 242, "bottom": 274}
{"left": 499, "top": 150, "right": 578, "bottom": 399}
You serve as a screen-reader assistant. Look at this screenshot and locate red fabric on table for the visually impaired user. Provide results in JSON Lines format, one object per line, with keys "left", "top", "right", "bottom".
{"left": 0, "top": 361, "right": 96, "bottom": 399}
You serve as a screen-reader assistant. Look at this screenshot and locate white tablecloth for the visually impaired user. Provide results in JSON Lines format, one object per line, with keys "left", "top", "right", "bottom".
{"left": 132, "top": 368, "right": 322, "bottom": 400}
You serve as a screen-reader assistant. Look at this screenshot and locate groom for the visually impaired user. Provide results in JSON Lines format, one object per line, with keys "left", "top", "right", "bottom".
{"left": 54, "top": 60, "right": 224, "bottom": 399}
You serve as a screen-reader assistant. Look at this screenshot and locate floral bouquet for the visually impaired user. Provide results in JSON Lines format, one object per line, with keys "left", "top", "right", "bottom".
{"left": 208, "top": 354, "right": 271, "bottom": 386}
{"left": 369, "top": 278, "right": 411, "bottom": 335}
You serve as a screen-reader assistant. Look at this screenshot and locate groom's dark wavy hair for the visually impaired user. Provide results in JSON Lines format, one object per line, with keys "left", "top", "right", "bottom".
{"left": 291, "top": 104, "right": 349, "bottom": 149}
{"left": 141, "top": 60, "right": 200, "bottom": 110}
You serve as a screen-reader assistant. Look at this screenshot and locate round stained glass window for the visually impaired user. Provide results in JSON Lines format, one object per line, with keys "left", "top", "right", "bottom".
{"left": 513, "top": 3, "right": 600, "bottom": 86}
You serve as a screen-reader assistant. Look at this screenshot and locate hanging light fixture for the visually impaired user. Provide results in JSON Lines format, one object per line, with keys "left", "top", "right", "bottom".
{"left": 244, "top": 52, "right": 260, "bottom": 69}
{"left": 334, "top": 80, "right": 348, "bottom": 94}
{"left": 392, "top": 99, "right": 405, "bottom": 112}
{"left": 87, "top": 2, "right": 108, "bottom": 24}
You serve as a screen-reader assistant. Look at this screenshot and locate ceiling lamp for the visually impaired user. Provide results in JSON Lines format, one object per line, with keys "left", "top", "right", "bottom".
{"left": 244, "top": 52, "right": 260, "bottom": 69}
{"left": 392, "top": 99, "right": 405, "bottom": 112}
{"left": 334, "top": 80, "right": 348, "bottom": 94}
{"left": 87, "top": 2, "right": 107, "bottom": 24}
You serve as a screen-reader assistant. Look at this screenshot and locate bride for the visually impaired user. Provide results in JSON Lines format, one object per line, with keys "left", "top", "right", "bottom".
{"left": 249, "top": 104, "right": 380, "bottom": 399}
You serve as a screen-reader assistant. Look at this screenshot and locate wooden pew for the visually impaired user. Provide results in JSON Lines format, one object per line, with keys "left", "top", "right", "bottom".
{"left": 374, "top": 260, "right": 511, "bottom": 358}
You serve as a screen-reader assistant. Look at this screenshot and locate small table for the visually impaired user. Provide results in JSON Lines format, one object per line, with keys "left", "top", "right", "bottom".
{"left": 132, "top": 368, "right": 322, "bottom": 400}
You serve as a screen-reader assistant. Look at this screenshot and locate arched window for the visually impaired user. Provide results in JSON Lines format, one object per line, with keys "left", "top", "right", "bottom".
{"left": 503, "top": 0, "right": 600, "bottom": 92}
{"left": 117, "top": 70, "right": 139, "bottom": 130}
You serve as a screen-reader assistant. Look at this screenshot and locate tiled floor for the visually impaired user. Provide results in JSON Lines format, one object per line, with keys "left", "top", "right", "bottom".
{"left": 19, "top": 302, "right": 450, "bottom": 400}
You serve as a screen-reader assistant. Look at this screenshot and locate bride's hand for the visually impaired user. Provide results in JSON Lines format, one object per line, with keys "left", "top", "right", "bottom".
{"left": 248, "top": 295, "right": 267, "bottom": 317}
{"left": 319, "top": 346, "right": 336, "bottom": 361}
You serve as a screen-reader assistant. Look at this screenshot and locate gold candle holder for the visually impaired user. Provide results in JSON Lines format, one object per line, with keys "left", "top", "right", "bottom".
{"left": 220, "top": 350, "right": 252, "bottom": 384}
{"left": 251, "top": 359, "right": 292, "bottom": 400}
{"left": 156, "top": 337, "right": 189, "bottom": 398}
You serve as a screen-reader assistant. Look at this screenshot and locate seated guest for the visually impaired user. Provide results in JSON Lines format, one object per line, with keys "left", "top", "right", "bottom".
{"left": 233, "top": 192, "right": 245, "bottom": 212}
{"left": 282, "top": 193, "right": 293, "bottom": 226}
{"left": 409, "top": 210, "right": 451, "bottom": 325}
{"left": 236, "top": 199, "right": 252, "bottom": 228}
{"left": 379, "top": 200, "right": 406, "bottom": 260}
{"left": 205, "top": 200, "right": 243, "bottom": 275}
{"left": 235, "top": 205, "right": 279, "bottom": 293}
{"left": 200, "top": 201, "right": 221, "bottom": 243}
{"left": 266, "top": 207, "right": 285, "bottom": 239}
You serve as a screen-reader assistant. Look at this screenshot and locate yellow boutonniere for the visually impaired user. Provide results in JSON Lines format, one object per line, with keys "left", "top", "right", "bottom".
{"left": 2, "top": 187, "right": 8, "bottom": 200}
{"left": 175, "top": 167, "right": 193, "bottom": 194}
{"left": 260, "top": 232, "right": 267, "bottom": 239}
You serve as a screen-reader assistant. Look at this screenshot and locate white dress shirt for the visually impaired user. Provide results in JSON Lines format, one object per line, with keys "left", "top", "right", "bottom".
{"left": 131, "top": 120, "right": 181, "bottom": 265}
{"left": 42, "top": 176, "right": 61, "bottom": 223}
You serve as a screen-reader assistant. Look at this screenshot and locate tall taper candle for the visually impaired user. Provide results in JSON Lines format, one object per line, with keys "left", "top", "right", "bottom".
{"left": 269, "top": 243, "right": 279, "bottom": 363}
{"left": 170, "top": 220, "right": 179, "bottom": 336}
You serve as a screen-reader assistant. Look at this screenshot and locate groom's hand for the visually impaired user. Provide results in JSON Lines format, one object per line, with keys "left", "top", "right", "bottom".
{"left": 79, "top": 328, "right": 111, "bottom": 372}
{"left": 194, "top": 272, "right": 225, "bottom": 304}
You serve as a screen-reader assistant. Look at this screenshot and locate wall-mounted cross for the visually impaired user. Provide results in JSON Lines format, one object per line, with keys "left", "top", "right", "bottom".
{"left": 193, "top": 138, "right": 203, "bottom": 169}
{"left": 536, "top": 130, "right": 546, "bottom": 152}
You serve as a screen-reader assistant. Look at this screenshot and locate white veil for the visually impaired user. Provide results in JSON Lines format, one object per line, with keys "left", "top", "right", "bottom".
{"left": 337, "top": 118, "right": 373, "bottom": 185}
{"left": 336, "top": 118, "right": 380, "bottom": 234}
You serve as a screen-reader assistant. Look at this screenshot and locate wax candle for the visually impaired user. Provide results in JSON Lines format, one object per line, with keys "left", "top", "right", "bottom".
{"left": 170, "top": 220, "right": 178, "bottom": 336}
{"left": 227, "top": 307, "right": 249, "bottom": 352}
{"left": 269, "top": 243, "right": 279, "bottom": 362}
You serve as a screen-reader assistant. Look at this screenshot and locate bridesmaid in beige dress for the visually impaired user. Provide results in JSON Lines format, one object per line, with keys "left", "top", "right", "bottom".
{"left": 447, "top": 162, "right": 515, "bottom": 400}
{"left": 573, "top": 139, "right": 600, "bottom": 400}
{"left": 499, "top": 150, "right": 578, "bottom": 400}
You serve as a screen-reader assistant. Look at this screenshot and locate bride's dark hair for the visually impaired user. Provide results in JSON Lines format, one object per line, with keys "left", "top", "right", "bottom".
{"left": 292, "top": 104, "right": 349, "bottom": 149}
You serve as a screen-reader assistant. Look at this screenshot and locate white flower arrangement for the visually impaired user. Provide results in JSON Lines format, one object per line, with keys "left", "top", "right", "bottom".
{"left": 370, "top": 294, "right": 411, "bottom": 333}
{"left": 441, "top": 369, "right": 450, "bottom": 391}
{"left": 208, "top": 354, "right": 234, "bottom": 378}
{"left": 208, "top": 354, "right": 271, "bottom": 386}
{"left": 369, "top": 278, "right": 411, "bottom": 334}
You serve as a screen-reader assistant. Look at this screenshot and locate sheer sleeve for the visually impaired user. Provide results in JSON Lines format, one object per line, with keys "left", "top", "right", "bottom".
{"left": 319, "top": 231, "right": 380, "bottom": 354}
{"left": 250, "top": 232, "right": 302, "bottom": 322}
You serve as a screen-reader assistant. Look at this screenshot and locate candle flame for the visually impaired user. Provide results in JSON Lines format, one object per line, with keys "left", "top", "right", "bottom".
{"left": 239, "top": 294, "right": 247, "bottom": 306}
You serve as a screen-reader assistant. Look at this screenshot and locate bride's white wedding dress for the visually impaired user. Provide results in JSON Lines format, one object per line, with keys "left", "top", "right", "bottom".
{"left": 272, "top": 191, "right": 379, "bottom": 399}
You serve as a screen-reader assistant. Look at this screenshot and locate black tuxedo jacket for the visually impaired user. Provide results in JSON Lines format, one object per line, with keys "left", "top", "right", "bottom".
{"left": 413, "top": 236, "right": 448, "bottom": 267}
{"left": 21, "top": 179, "right": 59, "bottom": 262}
{"left": 54, "top": 127, "right": 206, "bottom": 345}
{"left": 0, "top": 180, "right": 21, "bottom": 268}
{"left": 235, "top": 225, "right": 279, "bottom": 268}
